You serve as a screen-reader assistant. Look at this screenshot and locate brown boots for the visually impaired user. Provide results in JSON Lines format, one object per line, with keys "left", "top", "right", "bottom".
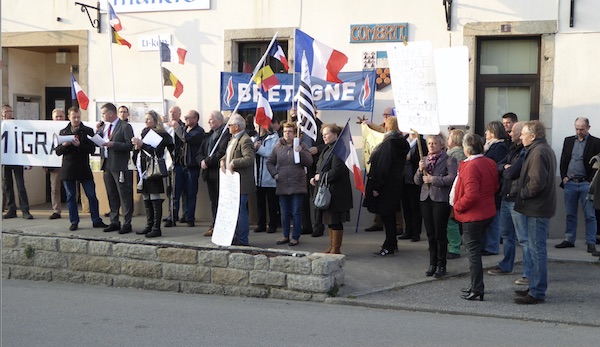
{"left": 323, "top": 229, "right": 343, "bottom": 254}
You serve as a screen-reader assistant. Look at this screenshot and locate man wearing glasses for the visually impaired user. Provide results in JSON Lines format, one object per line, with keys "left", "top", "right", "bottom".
{"left": 172, "top": 110, "right": 205, "bottom": 227}
{"left": 220, "top": 114, "right": 255, "bottom": 246}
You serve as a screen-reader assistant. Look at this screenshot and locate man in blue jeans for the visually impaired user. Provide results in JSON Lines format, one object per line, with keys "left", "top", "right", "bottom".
{"left": 556, "top": 117, "right": 600, "bottom": 253}
{"left": 487, "top": 122, "right": 532, "bottom": 286}
{"left": 173, "top": 110, "right": 205, "bottom": 227}
{"left": 56, "top": 107, "right": 107, "bottom": 231}
{"left": 514, "top": 120, "right": 556, "bottom": 305}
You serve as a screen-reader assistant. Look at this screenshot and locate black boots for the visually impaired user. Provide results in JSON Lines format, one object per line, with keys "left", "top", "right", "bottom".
{"left": 137, "top": 200, "right": 154, "bottom": 235}
{"left": 146, "top": 199, "right": 163, "bottom": 238}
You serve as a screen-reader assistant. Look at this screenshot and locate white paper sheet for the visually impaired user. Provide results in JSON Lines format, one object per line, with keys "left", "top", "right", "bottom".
{"left": 87, "top": 134, "right": 107, "bottom": 147}
{"left": 142, "top": 128, "right": 163, "bottom": 148}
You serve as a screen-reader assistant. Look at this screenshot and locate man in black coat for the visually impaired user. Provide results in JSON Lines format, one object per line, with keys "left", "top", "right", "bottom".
{"left": 198, "top": 110, "right": 230, "bottom": 236}
{"left": 56, "top": 107, "right": 107, "bottom": 231}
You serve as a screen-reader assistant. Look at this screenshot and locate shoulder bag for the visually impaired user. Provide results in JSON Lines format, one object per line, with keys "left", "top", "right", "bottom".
{"left": 313, "top": 172, "right": 331, "bottom": 210}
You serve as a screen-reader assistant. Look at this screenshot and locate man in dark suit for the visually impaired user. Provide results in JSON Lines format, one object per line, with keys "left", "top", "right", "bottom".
{"left": 2, "top": 104, "right": 33, "bottom": 220}
{"left": 556, "top": 117, "right": 600, "bottom": 253}
{"left": 56, "top": 107, "right": 107, "bottom": 231}
{"left": 198, "top": 110, "right": 230, "bottom": 236}
{"left": 97, "top": 102, "right": 134, "bottom": 234}
{"left": 220, "top": 113, "right": 255, "bottom": 246}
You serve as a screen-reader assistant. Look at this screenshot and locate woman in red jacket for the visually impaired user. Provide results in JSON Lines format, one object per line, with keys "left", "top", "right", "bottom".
{"left": 452, "top": 133, "right": 498, "bottom": 301}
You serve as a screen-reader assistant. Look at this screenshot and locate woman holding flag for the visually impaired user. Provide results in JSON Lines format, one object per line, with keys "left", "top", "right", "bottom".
{"left": 310, "top": 123, "right": 353, "bottom": 254}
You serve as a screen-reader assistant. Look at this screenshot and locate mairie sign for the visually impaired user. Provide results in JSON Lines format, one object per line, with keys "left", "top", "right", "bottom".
{"left": 220, "top": 71, "right": 376, "bottom": 112}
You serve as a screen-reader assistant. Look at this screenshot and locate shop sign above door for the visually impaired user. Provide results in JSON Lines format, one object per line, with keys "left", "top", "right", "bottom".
{"left": 350, "top": 23, "right": 408, "bottom": 43}
{"left": 111, "top": 0, "right": 210, "bottom": 13}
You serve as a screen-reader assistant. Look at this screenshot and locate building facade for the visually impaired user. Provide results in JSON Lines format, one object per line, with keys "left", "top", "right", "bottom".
{"left": 2, "top": 0, "right": 599, "bottom": 236}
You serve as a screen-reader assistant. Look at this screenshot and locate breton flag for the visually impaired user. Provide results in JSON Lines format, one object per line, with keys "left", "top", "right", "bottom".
{"left": 332, "top": 123, "right": 365, "bottom": 194}
{"left": 162, "top": 67, "right": 184, "bottom": 98}
{"left": 112, "top": 28, "right": 131, "bottom": 48}
{"left": 296, "top": 51, "right": 318, "bottom": 141}
{"left": 294, "top": 29, "right": 348, "bottom": 83}
{"left": 268, "top": 41, "right": 289, "bottom": 72}
{"left": 107, "top": 2, "right": 123, "bottom": 31}
{"left": 252, "top": 65, "right": 279, "bottom": 92}
{"left": 160, "top": 42, "right": 187, "bottom": 65}
{"left": 70, "top": 74, "right": 89, "bottom": 110}
{"left": 255, "top": 90, "right": 273, "bottom": 130}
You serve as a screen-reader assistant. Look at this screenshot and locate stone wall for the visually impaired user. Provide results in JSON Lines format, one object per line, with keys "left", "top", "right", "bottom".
{"left": 1, "top": 230, "right": 345, "bottom": 302}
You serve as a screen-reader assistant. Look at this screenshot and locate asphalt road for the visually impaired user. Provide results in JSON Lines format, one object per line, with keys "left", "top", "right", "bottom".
{"left": 2, "top": 279, "right": 598, "bottom": 347}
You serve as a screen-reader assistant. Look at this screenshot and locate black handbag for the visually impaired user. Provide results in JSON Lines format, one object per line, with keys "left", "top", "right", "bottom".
{"left": 313, "top": 172, "right": 331, "bottom": 210}
{"left": 145, "top": 151, "right": 168, "bottom": 178}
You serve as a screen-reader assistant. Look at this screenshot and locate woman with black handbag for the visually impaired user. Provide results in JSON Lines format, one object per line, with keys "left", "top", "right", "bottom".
{"left": 310, "top": 123, "right": 353, "bottom": 254}
{"left": 132, "top": 110, "right": 174, "bottom": 238}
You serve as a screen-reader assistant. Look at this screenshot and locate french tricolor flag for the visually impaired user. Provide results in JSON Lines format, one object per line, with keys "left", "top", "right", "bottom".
{"left": 332, "top": 123, "right": 365, "bottom": 194}
{"left": 107, "top": 3, "right": 122, "bottom": 32}
{"left": 70, "top": 74, "right": 89, "bottom": 110}
{"left": 268, "top": 40, "right": 289, "bottom": 72}
{"left": 160, "top": 42, "right": 187, "bottom": 65}
{"left": 294, "top": 29, "right": 348, "bottom": 83}
{"left": 255, "top": 90, "right": 273, "bottom": 130}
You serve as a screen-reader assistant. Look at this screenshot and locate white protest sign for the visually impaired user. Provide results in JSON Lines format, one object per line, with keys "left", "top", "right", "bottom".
{"left": 212, "top": 170, "right": 241, "bottom": 247}
{"left": 1, "top": 120, "right": 148, "bottom": 167}
{"left": 387, "top": 41, "right": 439, "bottom": 135}
{"left": 434, "top": 46, "right": 468, "bottom": 126}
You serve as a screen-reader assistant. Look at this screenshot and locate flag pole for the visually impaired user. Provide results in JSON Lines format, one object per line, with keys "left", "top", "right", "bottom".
{"left": 208, "top": 32, "right": 279, "bottom": 157}
{"left": 107, "top": 25, "right": 117, "bottom": 105}
{"left": 157, "top": 37, "right": 167, "bottom": 118}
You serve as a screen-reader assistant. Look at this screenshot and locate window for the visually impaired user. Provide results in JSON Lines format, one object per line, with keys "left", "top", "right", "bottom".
{"left": 475, "top": 37, "right": 540, "bottom": 134}
{"left": 237, "top": 41, "right": 289, "bottom": 127}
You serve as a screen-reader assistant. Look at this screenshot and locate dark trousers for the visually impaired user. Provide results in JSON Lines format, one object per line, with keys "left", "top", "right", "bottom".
{"left": 402, "top": 183, "right": 422, "bottom": 238}
{"left": 3, "top": 165, "right": 30, "bottom": 214}
{"left": 206, "top": 177, "right": 219, "bottom": 227}
{"left": 463, "top": 218, "right": 494, "bottom": 293}
{"left": 381, "top": 214, "right": 398, "bottom": 252}
{"left": 256, "top": 186, "right": 278, "bottom": 231}
{"left": 103, "top": 169, "right": 133, "bottom": 226}
{"left": 183, "top": 167, "right": 200, "bottom": 222}
{"left": 420, "top": 198, "right": 450, "bottom": 267}
{"left": 170, "top": 164, "right": 188, "bottom": 222}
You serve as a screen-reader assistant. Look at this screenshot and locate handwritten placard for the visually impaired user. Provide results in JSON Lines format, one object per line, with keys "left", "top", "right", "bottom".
{"left": 212, "top": 170, "right": 241, "bottom": 246}
{"left": 387, "top": 41, "right": 440, "bottom": 134}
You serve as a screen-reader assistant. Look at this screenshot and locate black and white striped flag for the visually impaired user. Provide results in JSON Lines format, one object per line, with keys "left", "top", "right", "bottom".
{"left": 296, "top": 51, "right": 317, "bottom": 141}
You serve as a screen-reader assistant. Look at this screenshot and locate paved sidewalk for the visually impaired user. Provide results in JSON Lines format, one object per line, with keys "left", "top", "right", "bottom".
{"left": 3, "top": 205, "right": 599, "bottom": 327}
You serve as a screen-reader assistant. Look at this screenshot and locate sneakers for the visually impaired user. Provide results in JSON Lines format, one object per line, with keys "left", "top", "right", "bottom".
{"left": 515, "top": 277, "right": 529, "bottom": 285}
{"left": 487, "top": 267, "right": 512, "bottom": 275}
{"left": 555, "top": 240, "right": 574, "bottom": 248}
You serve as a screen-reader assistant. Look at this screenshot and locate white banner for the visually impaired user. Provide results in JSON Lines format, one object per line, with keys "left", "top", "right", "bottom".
{"left": 1, "top": 120, "right": 146, "bottom": 167}
{"left": 387, "top": 41, "right": 440, "bottom": 135}
{"left": 212, "top": 170, "right": 241, "bottom": 247}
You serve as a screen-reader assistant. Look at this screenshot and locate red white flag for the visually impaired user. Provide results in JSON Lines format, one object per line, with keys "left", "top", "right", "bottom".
{"left": 255, "top": 91, "right": 273, "bottom": 130}
{"left": 70, "top": 74, "right": 89, "bottom": 110}
{"left": 108, "top": 3, "right": 123, "bottom": 31}
{"left": 268, "top": 41, "right": 289, "bottom": 72}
